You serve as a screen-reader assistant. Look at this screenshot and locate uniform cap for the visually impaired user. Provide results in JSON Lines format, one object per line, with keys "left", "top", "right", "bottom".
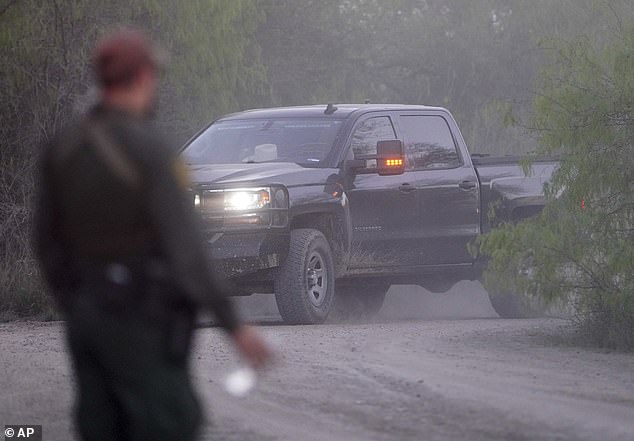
{"left": 94, "top": 29, "right": 167, "bottom": 88}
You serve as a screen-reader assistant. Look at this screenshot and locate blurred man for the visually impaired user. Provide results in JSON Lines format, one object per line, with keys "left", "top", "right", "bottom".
{"left": 34, "top": 29, "right": 271, "bottom": 441}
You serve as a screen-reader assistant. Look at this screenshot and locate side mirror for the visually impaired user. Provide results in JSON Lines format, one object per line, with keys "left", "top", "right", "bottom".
{"left": 376, "top": 140, "right": 405, "bottom": 176}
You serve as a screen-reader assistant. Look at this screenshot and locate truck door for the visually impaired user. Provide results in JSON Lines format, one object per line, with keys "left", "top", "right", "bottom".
{"left": 344, "top": 114, "right": 426, "bottom": 269}
{"left": 396, "top": 113, "right": 480, "bottom": 265}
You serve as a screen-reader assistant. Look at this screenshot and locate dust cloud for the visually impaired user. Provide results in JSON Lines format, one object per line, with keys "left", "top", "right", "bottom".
{"left": 229, "top": 281, "right": 499, "bottom": 324}
{"left": 380, "top": 282, "right": 499, "bottom": 320}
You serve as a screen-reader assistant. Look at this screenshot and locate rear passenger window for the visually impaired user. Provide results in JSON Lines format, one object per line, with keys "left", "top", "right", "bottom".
{"left": 399, "top": 115, "right": 461, "bottom": 170}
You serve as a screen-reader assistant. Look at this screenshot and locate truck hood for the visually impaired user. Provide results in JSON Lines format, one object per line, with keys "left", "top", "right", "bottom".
{"left": 188, "top": 162, "right": 333, "bottom": 187}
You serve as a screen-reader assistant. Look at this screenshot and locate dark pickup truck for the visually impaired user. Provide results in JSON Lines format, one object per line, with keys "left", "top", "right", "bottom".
{"left": 181, "top": 104, "right": 557, "bottom": 324}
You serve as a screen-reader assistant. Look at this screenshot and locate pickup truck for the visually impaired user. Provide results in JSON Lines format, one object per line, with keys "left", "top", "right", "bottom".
{"left": 181, "top": 104, "right": 557, "bottom": 324}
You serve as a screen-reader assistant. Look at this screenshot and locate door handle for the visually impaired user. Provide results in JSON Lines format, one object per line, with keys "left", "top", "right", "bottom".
{"left": 458, "top": 180, "right": 477, "bottom": 190}
{"left": 399, "top": 183, "right": 415, "bottom": 193}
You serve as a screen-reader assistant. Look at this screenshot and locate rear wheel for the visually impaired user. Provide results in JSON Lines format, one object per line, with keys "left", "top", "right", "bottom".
{"left": 275, "top": 229, "right": 335, "bottom": 324}
{"left": 487, "top": 288, "right": 544, "bottom": 318}
{"left": 332, "top": 284, "right": 389, "bottom": 320}
{"left": 488, "top": 291, "right": 526, "bottom": 318}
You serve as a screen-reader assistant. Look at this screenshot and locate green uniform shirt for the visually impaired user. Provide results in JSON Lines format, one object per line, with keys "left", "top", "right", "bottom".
{"left": 34, "top": 104, "right": 238, "bottom": 332}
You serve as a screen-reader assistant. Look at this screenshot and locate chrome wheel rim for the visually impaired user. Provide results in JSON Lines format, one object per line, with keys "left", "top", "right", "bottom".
{"left": 306, "top": 251, "right": 327, "bottom": 307}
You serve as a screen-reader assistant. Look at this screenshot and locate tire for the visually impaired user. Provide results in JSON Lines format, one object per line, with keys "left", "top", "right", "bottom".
{"left": 488, "top": 291, "right": 540, "bottom": 318}
{"left": 332, "top": 284, "right": 389, "bottom": 320}
{"left": 275, "top": 229, "right": 335, "bottom": 324}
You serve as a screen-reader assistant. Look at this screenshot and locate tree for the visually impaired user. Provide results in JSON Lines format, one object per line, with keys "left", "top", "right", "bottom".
{"left": 477, "top": 22, "right": 634, "bottom": 349}
{"left": 148, "top": 0, "right": 270, "bottom": 138}
{"left": 0, "top": 0, "right": 268, "bottom": 316}
{"left": 256, "top": 0, "right": 353, "bottom": 105}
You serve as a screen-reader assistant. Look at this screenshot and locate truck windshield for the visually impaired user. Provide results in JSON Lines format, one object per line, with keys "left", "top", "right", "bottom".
{"left": 182, "top": 118, "right": 344, "bottom": 167}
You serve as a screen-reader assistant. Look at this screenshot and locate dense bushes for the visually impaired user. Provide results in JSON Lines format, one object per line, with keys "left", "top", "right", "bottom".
{"left": 0, "top": 0, "right": 266, "bottom": 317}
{"left": 477, "top": 29, "right": 634, "bottom": 349}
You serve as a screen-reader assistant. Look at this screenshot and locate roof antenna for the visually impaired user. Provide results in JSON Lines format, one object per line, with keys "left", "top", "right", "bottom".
{"left": 324, "top": 103, "right": 338, "bottom": 115}
{"left": 364, "top": 99, "right": 371, "bottom": 104}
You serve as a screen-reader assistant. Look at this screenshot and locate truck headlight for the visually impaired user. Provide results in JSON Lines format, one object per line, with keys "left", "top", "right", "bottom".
{"left": 224, "top": 188, "right": 271, "bottom": 211}
{"left": 193, "top": 185, "right": 288, "bottom": 227}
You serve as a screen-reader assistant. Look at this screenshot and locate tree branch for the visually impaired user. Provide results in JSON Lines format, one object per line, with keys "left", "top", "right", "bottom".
{"left": 0, "top": 0, "right": 19, "bottom": 18}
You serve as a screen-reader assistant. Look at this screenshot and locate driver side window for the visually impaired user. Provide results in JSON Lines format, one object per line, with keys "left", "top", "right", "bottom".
{"left": 349, "top": 116, "right": 396, "bottom": 167}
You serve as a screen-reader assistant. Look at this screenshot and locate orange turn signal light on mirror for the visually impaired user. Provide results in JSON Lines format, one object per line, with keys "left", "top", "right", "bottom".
{"left": 384, "top": 159, "right": 404, "bottom": 167}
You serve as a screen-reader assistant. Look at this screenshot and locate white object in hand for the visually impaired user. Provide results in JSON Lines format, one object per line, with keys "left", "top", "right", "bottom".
{"left": 224, "top": 367, "right": 256, "bottom": 397}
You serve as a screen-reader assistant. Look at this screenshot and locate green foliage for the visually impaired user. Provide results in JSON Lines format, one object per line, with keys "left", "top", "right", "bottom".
{"left": 149, "top": 0, "right": 270, "bottom": 137}
{"left": 478, "top": 24, "right": 634, "bottom": 349}
{"left": 255, "top": 0, "right": 634, "bottom": 155}
{"left": 0, "top": 0, "right": 268, "bottom": 317}
{"left": 3, "top": 0, "right": 634, "bottom": 331}
{"left": 256, "top": 0, "right": 350, "bottom": 105}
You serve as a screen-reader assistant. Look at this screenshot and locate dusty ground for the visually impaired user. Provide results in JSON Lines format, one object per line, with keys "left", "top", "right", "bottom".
{"left": 1, "top": 282, "right": 633, "bottom": 441}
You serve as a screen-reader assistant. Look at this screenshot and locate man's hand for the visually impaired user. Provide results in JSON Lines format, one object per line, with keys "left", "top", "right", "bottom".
{"left": 232, "top": 325, "right": 273, "bottom": 369}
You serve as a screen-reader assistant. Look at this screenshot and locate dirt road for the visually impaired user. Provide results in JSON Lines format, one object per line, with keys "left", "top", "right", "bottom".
{"left": 1, "top": 283, "right": 633, "bottom": 440}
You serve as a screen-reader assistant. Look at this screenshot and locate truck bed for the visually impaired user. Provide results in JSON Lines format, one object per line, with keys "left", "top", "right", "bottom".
{"left": 471, "top": 154, "right": 559, "bottom": 232}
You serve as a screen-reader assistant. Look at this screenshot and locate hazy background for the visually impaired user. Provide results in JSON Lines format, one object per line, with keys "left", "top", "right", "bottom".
{"left": 2, "top": 0, "right": 634, "bottom": 318}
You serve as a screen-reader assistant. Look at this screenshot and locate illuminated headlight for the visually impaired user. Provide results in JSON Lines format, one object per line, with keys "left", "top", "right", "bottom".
{"left": 224, "top": 188, "right": 271, "bottom": 211}
{"left": 192, "top": 185, "right": 288, "bottom": 227}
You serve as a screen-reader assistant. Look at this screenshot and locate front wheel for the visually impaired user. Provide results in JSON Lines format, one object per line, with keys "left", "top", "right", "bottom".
{"left": 275, "top": 229, "right": 335, "bottom": 324}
